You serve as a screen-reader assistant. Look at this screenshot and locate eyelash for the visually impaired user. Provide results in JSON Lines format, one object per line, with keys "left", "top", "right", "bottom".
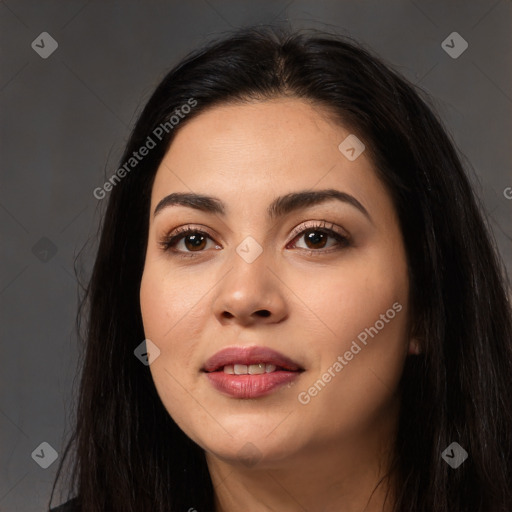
{"left": 158, "top": 220, "right": 350, "bottom": 258}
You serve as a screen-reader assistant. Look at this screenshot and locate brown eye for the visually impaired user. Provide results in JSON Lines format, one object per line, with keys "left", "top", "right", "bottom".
{"left": 289, "top": 224, "right": 350, "bottom": 253}
{"left": 159, "top": 228, "right": 219, "bottom": 255}
{"left": 182, "top": 233, "right": 207, "bottom": 251}
{"left": 160, "top": 222, "right": 349, "bottom": 258}
{"left": 302, "top": 230, "right": 330, "bottom": 250}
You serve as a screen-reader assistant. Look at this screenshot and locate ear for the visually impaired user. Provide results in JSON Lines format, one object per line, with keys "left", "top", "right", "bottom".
{"left": 407, "top": 338, "right": 422, "bottom": 355}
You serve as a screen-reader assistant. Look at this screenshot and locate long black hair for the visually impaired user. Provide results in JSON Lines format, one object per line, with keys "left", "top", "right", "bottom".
{"left": 49, "top": 26, "right": 512, "bottom": 511}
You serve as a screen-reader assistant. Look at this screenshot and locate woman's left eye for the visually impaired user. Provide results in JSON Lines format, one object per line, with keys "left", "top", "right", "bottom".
{"left": 158, "top": 222, "right": 349, "bottom": 257}
{"left": 288, "top": 224, "right": 350, "bottom": 253}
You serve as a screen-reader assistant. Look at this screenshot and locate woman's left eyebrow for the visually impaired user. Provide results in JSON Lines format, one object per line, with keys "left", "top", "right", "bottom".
{"left": 153, "top": 188, "right": 372, "bottom": 223}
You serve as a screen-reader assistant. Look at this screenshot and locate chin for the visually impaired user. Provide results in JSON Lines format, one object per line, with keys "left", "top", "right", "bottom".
{"left": 205, "top": 438, "right": 300, "bottom": 469}
{"left": 195, "top": 417, "right": 307, "bottom": 467}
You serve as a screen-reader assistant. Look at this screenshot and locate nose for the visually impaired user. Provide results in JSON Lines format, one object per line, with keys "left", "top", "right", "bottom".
{"left": 212, "top": 247, "right": 288, "bottom": 327}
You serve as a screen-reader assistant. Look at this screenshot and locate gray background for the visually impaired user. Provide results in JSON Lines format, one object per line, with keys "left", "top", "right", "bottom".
{"left": 1, "top": 1, "right": 511, "bottom": 510}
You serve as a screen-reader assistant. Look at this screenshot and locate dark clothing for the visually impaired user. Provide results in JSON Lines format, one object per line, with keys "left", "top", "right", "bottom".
{"left": 50, "top": 497, "right": 80, "bottom": 512}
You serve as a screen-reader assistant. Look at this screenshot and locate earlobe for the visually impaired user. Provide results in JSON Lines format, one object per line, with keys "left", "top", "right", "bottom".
{"left": 408, "top": 338, "right": 422, "bottom": 355}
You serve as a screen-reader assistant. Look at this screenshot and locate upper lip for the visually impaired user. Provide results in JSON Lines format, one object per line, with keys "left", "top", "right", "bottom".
{"left": 203, "top": 346, "right": 303, "bottom": 372}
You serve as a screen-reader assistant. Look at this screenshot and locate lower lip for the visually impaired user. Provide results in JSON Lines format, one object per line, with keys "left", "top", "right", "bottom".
{"left": 204, "top": 370, "right": 301, "bottom": 398}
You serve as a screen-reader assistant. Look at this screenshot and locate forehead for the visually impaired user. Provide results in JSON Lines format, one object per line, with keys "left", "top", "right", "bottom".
{"left": 150, "top": 98, "right": 386, "bottom": 219}
{"left": 161, "top": 98, "right": 352, "bottom": 169}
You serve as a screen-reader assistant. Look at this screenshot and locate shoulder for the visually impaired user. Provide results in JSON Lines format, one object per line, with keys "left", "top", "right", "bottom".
{"left": 50, "top": 497, "right": 80, "bottom": 512}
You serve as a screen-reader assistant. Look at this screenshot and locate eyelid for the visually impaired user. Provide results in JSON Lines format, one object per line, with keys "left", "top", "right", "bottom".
{"left": 157, "top": 224, "right": 219, "bottom": 251}
{"left": 287, "top": 219, "right": 349, "bottom": 243}
{"left": 158, "top": 220, "right": 350, "bottom": 255}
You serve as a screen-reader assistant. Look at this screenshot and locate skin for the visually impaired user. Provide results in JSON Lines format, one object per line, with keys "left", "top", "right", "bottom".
{"left": 139, "top": 97, "right": 420, "bottom": 511}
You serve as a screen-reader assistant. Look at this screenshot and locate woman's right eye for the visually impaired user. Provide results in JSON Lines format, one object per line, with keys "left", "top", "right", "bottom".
{"left": 158, "top": 227, "right": 220, "bottom": 256}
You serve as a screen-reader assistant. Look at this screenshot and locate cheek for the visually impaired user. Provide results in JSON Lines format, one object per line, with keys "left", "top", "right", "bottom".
{"left": 294, "top": 246, "right": 408, "bottom": 347}
{"left": 139, "top": 259, "right": 207, "bottom": 342}
{"left": 296, "top": 259, "right": 408, "bottom": 431}
{"left": 139, "top": 265, "right": 196, "bottom": 383}
{"left": 139, "top": 266, "right": 208, "bottom": 434}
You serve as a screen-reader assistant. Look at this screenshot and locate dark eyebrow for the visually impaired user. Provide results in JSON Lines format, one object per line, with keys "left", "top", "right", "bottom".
{"left": 153, "top": 189, "right": 371, "bottom": 222}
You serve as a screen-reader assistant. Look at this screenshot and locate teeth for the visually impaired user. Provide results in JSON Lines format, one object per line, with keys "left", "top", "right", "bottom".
{"left": 234, "top": 364, "right": 247, "bottom": 375}
{"left": 223, "top": 363, "right": 278, "bottom": 374}
{"left": 248, "top": 363, "right": 266, "bottom": 375}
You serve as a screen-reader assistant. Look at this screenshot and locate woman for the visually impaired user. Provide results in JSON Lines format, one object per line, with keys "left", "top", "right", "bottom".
{"left": 49, "top": 26, "right": 512, "bottom": 511}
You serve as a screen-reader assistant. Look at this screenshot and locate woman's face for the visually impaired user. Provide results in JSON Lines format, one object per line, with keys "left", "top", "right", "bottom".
{"left": 140, "top": 97, "right": 413, "bottom": 468}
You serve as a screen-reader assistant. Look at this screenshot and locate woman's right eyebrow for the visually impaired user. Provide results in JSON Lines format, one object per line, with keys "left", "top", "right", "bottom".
{"left": 153, "top": 189, "right": 372, "bottom": 223}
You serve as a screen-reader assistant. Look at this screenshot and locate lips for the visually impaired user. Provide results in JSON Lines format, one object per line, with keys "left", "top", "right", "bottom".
{"left": 202, "top": 346, "right": 304, "bottom": 399}
{"left": 203, "top": 346, "right": 302, "bottom": 373}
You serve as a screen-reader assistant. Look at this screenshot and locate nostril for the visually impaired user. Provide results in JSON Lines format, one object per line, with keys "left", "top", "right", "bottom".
{"left": 256, "top": 310, "right": 271, "bottom": 317}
